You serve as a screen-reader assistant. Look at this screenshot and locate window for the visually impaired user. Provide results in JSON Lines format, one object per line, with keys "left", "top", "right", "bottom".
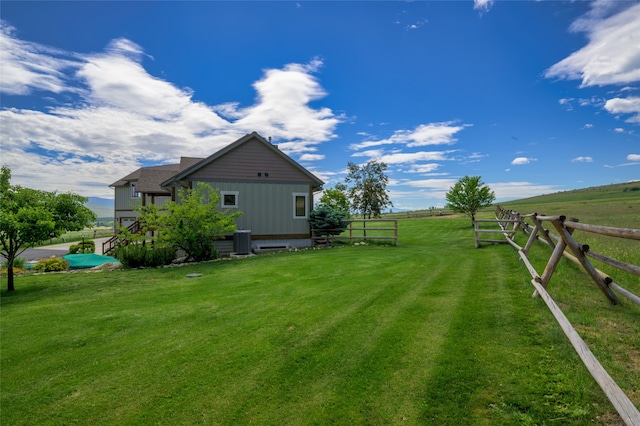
{"left": 221, "top": 191, "right": 239, "bottom": 208}
{"left": 131, "top": 183, "right": 139, "bottom": 198}
{"left": 293, "top": 193, "right": 308, "bottom": 219}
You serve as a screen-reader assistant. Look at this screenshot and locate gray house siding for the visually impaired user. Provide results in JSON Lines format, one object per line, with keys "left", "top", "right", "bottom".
{"left": 195, "top": 180, "right": 311, "bottom": 236}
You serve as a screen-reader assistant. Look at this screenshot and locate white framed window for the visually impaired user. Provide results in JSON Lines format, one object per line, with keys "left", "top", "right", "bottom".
{"left": 221, "top": 191, "right": 239, "bottom": 208}
{"left": 131, "top": 183, "right": 140, "bottom": 198}
{"left": 293, "top": 192, "right": 308, "bottom": 219}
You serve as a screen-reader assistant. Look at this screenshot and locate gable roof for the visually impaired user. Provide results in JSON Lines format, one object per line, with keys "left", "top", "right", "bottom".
{"left": 110, "top": 164, "right": 178, "bottom": 189}
{"left": 161, "top": 132, "right": 324, "bottom": 190}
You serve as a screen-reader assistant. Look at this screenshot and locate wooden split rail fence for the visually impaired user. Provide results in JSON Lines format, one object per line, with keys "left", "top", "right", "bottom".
{"left": 474, "top": 206, "right": 640, "bottom": 425}
{"left": 311, "top": 219, "right": 398, "bottom": 246}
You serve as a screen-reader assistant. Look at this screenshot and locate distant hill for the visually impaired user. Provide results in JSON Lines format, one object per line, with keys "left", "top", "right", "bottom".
{"left": 499, "top": 181, "right": 640, "bottom": 208}
{"left": 87, "top": 197, "right": 113, "bottom": 218}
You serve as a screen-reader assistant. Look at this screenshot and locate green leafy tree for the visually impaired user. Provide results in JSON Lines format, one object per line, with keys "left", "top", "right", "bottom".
{"left": 317, "top": 183, "right": 350, "bottom": 215}
{"left": 344, "top": 161, "right": 393, "bottom": 219}
{"left": 309, "top": 205, "right": 348, "bottom": 237}
{"left": 445, "top": 175, "right": 496, "bottom": 226}
{"left": 153, "top": 183, "right": 242, "bottom": 262}
{"left": 0, "top": 166, "right": 96, "bottom": 291}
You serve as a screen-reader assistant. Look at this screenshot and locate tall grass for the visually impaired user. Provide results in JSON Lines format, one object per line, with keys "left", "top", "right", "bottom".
{"left": 1, "top": 217, "right": 638, "bottom": 425}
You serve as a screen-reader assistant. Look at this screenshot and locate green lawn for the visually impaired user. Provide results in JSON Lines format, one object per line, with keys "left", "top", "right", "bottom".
{"left": 2, "top": 217, "right": 638, "bottom": 425}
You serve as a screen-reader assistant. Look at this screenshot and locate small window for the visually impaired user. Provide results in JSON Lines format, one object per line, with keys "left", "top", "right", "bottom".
{"left": 293, "top": 193, "right": 308, "bottom": 219}
{"left": 131, "top": 183, "right": 139, "bottom": 198}
{"left": 221, "top": 191, "right": 239, "bottom": 208}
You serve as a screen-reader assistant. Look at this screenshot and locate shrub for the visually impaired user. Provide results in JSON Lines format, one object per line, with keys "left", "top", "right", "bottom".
{"left": 114, "top": 244, "right": 176, "bottom": 268}
{"left": 32, "top": 257, "right": 69, "bottom": 272}
{"left": 309, "top": 206, "right": 348, "bottom": 237}
{"left": 2, "top": 256, "right": 26, "bottom": 270}
{"left": 68, "top": 240, "right": 95, "bottom": 254}
{"left": 1, "top": 256, "right": 27, "bottom": 275}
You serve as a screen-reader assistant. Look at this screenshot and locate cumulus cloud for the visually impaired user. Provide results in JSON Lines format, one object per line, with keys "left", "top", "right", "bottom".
{"left": 604, "top": 97, "right": 640, "bottom": 123}
{"left": 511, "top": 157, "right": 536, "bottom": 165}
{"left": 628, "top": 154, "right": 640, "bottom": 161}
{"left": 0, "top": 25, "right": 340, "bottom": 197}
{"left": 572, "top": 156, "right": 593, "bottom": 163}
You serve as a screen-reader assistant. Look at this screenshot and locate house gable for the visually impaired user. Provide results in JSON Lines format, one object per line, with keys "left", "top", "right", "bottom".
{"left": 162, "top": 132, "right": 323, "bottom": 189}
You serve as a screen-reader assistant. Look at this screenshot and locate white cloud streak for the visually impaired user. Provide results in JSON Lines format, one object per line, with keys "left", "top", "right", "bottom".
{"left": 572, "top": 156, "right": 593, "bottom": 163}
{"left": 545, "top": 3, "right": 640, "bottom": 87}
{"left": 349, "top": 122, "right": 469, "bottom": 150}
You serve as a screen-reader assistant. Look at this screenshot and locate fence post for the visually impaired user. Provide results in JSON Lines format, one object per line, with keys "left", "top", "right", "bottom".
{"left": 550, "top": 217, "right": 621, "bottom": 305}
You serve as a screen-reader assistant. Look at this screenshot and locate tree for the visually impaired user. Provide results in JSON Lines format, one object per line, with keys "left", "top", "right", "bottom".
{"left": 344, "top": 161, "right": 393, "bottom": 219}
{"left": 154, "top": 183, "right": 241, "bottom": 262}
{"left": 0, "top": 166, "right": 96, "bottom": 292}
{"left": 317, "top": 183, "right": 350, "bottom": 215}
{"left": 445, "top": 175, "right": 496, "bottom": 226}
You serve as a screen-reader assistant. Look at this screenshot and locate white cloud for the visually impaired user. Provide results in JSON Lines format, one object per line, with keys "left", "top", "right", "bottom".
{"left": 0, "top": 21, "right": 82, "bottom": 95}
{"left": 473, "top": 0, "right": 493, "bottom": 12}
{"left": 404, "top": 178, "right": 458, "bottom": 190}
{"left": 352, "top": 150, "right": 456, "bottom": 165}
{"left": 545, "top": 3, "right": 640, "bottom": 87}
{"left": 299, "top": 153, "right": 325, "bottom": 161}
{"left": 489, "top": 181, "right": 560, "bottom": 200}
{"left": 614, "top": 127, "right": 625, "bottom": 133}
{"left": 404, "top": 163, "right": 441, "bottom": 174}
{"left": 0, "top": 27, "right": 340, "bottom": 197}
{"left": 511, "top": 157, "right": 536, "bottom": 165}
{"left": 572, "top": 156, "right": 593, "bottom": 163}
{"left": 604, "top": 97, "right": 640, "bottom": 123}
{"left": 349, "top": 122, "right": 469, "bottom": 150}
{"left": 628, "top": 154, "right": 640, "bottom": 161}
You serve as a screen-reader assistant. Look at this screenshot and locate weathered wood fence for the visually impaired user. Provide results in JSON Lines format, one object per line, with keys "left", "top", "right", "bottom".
{"left": 474, "top": 206, "right": 640, "bottom": 425}
{"left": 311, "top": 219, "right": 398, "bottom": 246}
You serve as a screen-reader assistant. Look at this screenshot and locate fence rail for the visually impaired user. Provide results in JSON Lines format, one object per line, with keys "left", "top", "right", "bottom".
{"left": 474, "top": 206, "right": 640, "bottom": 425}
{"left": 311, "top": 219, "right": 398, "bottom": 246}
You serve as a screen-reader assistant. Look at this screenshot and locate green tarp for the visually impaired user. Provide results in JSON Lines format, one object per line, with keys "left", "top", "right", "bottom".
{"left": 63, "top": 254, "right": 120, "bottom": 269}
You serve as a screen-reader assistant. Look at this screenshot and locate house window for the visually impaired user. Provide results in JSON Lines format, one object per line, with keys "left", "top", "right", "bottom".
{"left": 221, "top": 191, "right": 239, "bottom": 208}
{"left": 293, "top": 193, "right": 308, "bottom": 219}
{"left": 131, "top": 183, "right": 140, "bottom": 198}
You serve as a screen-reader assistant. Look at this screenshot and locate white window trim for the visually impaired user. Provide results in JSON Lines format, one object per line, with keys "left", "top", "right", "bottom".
{"left": 292, "top": 192, "right": 309, "bottom": 219}
{"left": 221, "top": 191, "right": 239, "bottom": 209}
{"left": 131, "top": 182, "right": 140, "bottom": 198}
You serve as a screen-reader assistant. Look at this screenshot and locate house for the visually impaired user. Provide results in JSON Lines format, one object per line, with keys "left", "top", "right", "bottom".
{"left": 109, "top": 132, "right": 324, "bottom": 254}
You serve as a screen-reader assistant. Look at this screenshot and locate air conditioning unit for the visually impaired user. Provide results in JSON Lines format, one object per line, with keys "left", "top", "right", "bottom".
{"left": 233, "top": 230, "right": 252, "bottom": 255}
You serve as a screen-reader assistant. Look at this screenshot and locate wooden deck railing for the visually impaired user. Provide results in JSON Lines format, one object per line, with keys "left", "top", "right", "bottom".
{"left": 102, "top": 221, "right": 141, "bottom": 255}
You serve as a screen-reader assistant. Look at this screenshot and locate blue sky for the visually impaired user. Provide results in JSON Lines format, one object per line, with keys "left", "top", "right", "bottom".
{"left": 1, "top": 1, "right": 639, "bottom": 210}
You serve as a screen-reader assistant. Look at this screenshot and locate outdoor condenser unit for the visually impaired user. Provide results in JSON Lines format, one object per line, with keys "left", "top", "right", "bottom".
{"left": 233, "top": 230, "right": 252, "bottom": 255}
